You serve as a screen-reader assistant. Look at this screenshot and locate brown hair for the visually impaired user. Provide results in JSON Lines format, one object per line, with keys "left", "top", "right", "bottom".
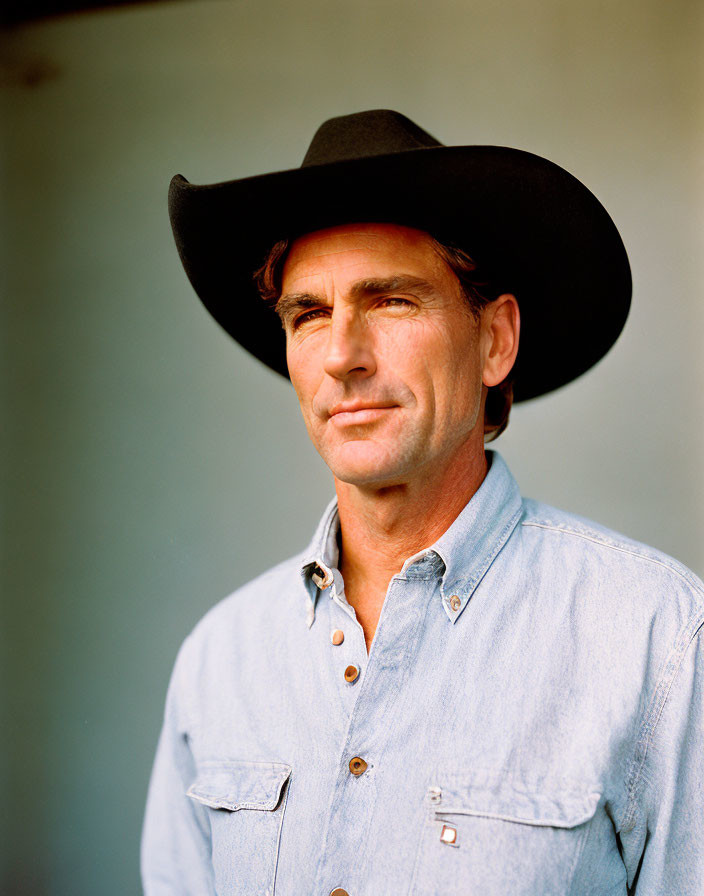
{"left": 254, "top": 232, "right": 515, "bottom": 442}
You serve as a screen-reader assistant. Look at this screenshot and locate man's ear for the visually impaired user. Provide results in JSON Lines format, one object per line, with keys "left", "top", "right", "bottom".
{"left": 481, "top": 294, "right": 520, "bottom": 388}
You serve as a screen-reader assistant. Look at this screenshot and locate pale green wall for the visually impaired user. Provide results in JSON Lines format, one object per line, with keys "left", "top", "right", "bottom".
{"left": 2, "top": 0, "right": 702, "bottom": 892}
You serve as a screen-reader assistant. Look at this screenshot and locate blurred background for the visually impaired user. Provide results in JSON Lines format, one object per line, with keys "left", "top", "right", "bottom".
{"left": 1, "top": 0, "right": 702, "bottom": 892}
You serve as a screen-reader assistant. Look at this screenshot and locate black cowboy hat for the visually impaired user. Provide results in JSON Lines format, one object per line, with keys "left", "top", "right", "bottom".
{"left": 168, "top": 109, "right": 631, "bottom": 401}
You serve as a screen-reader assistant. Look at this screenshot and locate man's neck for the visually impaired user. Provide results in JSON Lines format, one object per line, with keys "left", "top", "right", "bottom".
{"left": 333, "top": 447, "right": 489, "bottom": 648}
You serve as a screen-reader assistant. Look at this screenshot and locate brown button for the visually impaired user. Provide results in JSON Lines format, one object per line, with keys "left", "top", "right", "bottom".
{"left": 349, "top": 756, "right": 367, "bottom": 776}
{"left": 330, "top": 889, "right": 350, "bottom": 896}
{"left": 331, "top": 629, "right": 345, "bottom": 646}
{"left": 344, "top": 664, "right": 359, "bottom": 683}
{"left": 449, "top": 594, "right": 461, "bottom": 611}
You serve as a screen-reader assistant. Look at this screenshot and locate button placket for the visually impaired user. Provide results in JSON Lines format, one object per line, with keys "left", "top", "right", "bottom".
{"left": 327, "top": 580, "right": 368, "bottom": 694}
{"left": 325, "top": 596, "right": 367, "bottom": 723}
{"left": 313, "top": 576, "right": 431, "bottom": 896}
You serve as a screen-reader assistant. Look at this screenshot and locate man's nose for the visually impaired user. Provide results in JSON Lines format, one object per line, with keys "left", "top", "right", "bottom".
{"left": 323, "top": 309, "right": 376, "bottom": 380}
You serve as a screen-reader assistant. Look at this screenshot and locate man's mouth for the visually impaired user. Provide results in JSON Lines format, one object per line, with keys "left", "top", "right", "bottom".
{"left": 328, "top": 402, "right": 397, "bottom": 425}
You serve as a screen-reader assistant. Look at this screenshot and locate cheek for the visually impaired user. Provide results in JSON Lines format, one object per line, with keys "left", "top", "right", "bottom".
{"left": 286, "top": 327, "right": 329, "bottom": 389}
{"left": 379, "top": 316, "right": 479, "bottom": 395}
{"left": 287, "top": 346, "right": 331, "bottom": 441}
{"left": 374, "top": 317, "right": 449, "bottom": 369}
{"left": 429, "top": 322, "right": 485, "bottom": 426}
{"left": 287, "top": 352, "right": 316, "bottom": 414}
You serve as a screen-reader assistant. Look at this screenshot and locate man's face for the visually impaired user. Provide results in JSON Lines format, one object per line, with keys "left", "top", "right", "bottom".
{"left": 279, "top": 223, "right": 493, "bottom": 488}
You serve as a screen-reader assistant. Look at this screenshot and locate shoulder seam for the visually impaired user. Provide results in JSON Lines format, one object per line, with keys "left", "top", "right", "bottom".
{"left": 521, "top": 520, "right": 704, "bottom": 596}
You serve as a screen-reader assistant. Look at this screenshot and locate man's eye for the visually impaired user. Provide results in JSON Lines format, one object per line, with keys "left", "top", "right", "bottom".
{"left": 379, "top": 297, "right": 413, "bottom": 309}
{"left": 293, "top": 308, "right": 329, "bottom": 328}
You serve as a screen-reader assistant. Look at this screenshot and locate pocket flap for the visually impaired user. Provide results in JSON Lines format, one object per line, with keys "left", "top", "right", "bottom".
{"left": 187, "top": 760, "right": 292, "bottom": 812}
{"left": 437, "top": 781, "right": 600, "bottom": 828}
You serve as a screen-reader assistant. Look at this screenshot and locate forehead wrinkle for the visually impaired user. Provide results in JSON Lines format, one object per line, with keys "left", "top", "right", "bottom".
{"left": 288, "top": 245, "right": 387, "bottom": 269}
{"left": 302, "top": 245, "right": 382, "bottom": 258}
{"left": 293, "top": 228, "right": 403, "bottom": 251}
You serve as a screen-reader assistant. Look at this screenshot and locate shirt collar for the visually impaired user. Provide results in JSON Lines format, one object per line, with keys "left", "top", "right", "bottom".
{"left": 422, "top": 451, "right": 523, "bottom": 622}
{"left": 300, "top": 450, "right": 523, "bottom": 626}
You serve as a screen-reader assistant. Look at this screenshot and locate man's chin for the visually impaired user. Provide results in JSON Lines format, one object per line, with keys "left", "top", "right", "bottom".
{"left": 316, "top": 435, "right": 426, "bottom": 488}
{"left": 326, "top": 454, "right": 415, "bottom": 489}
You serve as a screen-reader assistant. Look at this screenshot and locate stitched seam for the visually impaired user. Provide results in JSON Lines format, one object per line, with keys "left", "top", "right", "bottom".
{"left": 521, "top": 522, "right": 704, "bottom": 596}
{"left": 621, "top": 613, "right": 704, "bottom": 832}
{"left": 395, "top": 574, "right": 441, "bottom": 583}
{"left": 271, "top": 774, "right": 291, "bottom": 896}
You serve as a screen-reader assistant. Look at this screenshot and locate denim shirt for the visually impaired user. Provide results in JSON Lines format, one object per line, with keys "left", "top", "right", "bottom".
{"left": 141, "top": 452, "right": 704, "bottom": 895}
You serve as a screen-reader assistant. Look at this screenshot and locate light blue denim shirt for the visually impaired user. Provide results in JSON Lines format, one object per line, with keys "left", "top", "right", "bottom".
{"left": 142, "top": 452, "right": 704, "bottom": 895}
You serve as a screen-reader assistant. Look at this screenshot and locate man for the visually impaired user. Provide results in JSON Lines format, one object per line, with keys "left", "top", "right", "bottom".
{"left": 142, "top": 110, "right": 703, "bottom": 895}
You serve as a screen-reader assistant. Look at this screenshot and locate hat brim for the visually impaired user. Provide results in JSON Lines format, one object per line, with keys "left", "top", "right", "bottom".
{"left": 168, "top": 145, "right": 631, "bottom": 402}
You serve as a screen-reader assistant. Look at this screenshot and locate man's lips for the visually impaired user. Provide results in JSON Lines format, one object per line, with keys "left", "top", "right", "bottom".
{"left": 328, "top": 402, "right": 398, "bottom": 425}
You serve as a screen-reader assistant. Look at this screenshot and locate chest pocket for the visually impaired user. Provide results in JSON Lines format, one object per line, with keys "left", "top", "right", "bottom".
{"left": 409, "top": 777, "right": 601, "bottom": 896}
{"left": 187, "top": 759, "right": 292, "bottom": 896}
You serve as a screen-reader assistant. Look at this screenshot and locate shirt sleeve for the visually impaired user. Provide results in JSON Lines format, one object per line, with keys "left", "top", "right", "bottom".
{"left": 621, "top": 617, "right": 704, "bottom": 894}
{"left": 141, "top": 637, "right": 215, "bottom": 895}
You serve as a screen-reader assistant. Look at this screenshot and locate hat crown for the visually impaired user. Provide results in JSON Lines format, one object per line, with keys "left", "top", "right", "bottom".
{"left": 301, "top": 109, "right": 442, "bottom": 167}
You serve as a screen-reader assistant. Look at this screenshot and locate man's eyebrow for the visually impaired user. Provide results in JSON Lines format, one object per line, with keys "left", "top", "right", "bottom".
{"left": 275, "top": 275, "right": 437, "bottom": 322}
{"left": 274, "top": 294, "right": 326, "bottom": 323}
{"left": 349, "top": 275, "right": 437, "bottom": 300}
